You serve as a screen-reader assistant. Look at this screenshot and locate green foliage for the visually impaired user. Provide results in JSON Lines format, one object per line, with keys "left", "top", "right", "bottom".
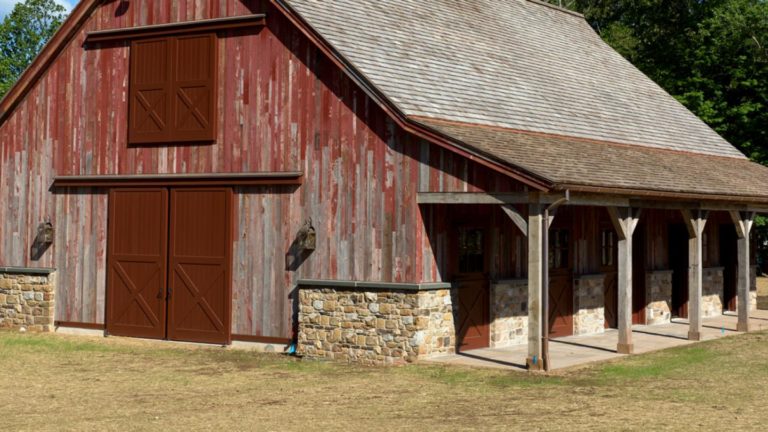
{"left": 549, "top": 0, "right": 768, "bottom": 165}
{"left": 0, "top": 0, "right": 66, "bottom": 98}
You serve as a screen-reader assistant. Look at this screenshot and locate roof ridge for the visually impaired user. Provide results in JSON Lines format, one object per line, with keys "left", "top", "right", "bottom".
{"left": 524, "top": 0, "right": 584, "bottom": 19}
{"left": 412, "top": 115, "right": 750, "bottom": 162}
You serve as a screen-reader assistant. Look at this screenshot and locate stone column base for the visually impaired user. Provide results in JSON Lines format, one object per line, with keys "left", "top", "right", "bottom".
{"left": 617, "top": 343, "right": 634, "bottom": 354}
{"left": 688, "top": 331, "right": 702, "bottom": 341}
{"left": 0, "top": 268, "right": 56, "bottom": 332}
{"left": 737, "top": 321, "right": 749, "bottom": 332}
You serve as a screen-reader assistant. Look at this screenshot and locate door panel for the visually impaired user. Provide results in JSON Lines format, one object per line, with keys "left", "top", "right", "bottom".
{"left": 168, "top": 188, "right": 232, "bottom": 344}
{"left": 548, "top": 227, "right": 573, "bottom": 338}
{"left": 106, "top": 189, "right": 168, "bottom": 339}
{"left": 721, "top": 224, "right": 738, "bottom": 312}
{"left": 549, "top": 274, "right": 573, "bottom": 337}
{"left": 456, "top": 277, "right": 490, "bottom": 351}
{"left": 604, "top": 272, "right": 618, "bottom": 328}
{"left": 632, "top": 224, "right": 647, "bottom": 325}
{"left": 670, "top": 224, "right": 689, "bottom": 318}
{"left": 454, "top": 226, "right": 490, "bottom": 351}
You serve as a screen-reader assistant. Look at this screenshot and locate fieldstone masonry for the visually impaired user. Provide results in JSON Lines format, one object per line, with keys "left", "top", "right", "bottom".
{"left": 0, "top": 269, "right": 56, "bottom": 332}
{"left": 490, "top": 279, "right": 528, "bottom": 347}
{"left": 298, "top": 286, "right": 455, "bottom": 365}
{"left": 646, "top": 270, "right": 673, "bottom": 325}
{"left": 702, "top": 267, "right": 724, "bottom": 318}
{"left": 573, "top": 275, "right": 605, "bottom": 336}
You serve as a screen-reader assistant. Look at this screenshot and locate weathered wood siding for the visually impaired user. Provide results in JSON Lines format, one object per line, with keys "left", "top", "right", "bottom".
{"left": 0, "top": 0, "right": 517, "bottom": 337}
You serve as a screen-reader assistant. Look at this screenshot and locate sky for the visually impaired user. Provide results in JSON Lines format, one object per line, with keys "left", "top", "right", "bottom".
{"left": 0, "top": 0, "right": 74, "bottom": 19}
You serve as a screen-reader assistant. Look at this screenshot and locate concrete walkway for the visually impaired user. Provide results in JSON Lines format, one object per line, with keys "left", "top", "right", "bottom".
{"left": 425, "top": 309, "right": 768, "bottom": 371}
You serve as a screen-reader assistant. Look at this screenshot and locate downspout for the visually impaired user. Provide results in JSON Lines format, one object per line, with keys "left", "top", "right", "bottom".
{"left": 542, "top": 190, "right": 569, "bottom": 371}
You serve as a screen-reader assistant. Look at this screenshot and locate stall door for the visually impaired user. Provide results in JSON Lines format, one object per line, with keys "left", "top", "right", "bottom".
{"left": 167, "top": 188, "right": 232, "bottom": 345}
{"left": 455, "top": 227, "right": 490, "bottom": 351}
{"left": 106, "top": 189, "right": 169, "bottom": 339}
{"left": 549, "top": 228, "right": 573, "bottom": 337}
{"left": 670, "top": 224, "right": 689, "bottom": 318}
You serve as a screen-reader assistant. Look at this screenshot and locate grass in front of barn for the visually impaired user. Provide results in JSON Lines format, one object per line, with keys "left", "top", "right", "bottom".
{"left": 2, "top": 330, "right": 768, "bottom": 431}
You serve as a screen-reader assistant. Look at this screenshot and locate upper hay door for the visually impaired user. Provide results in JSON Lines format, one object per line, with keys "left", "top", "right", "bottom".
{"left": 128, "top": 33, "right": 217, "bottom": 145}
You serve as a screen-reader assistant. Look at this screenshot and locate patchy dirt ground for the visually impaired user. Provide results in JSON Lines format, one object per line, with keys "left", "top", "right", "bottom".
{"left": 1, "top": 330, "right": 768, "bottom": 431}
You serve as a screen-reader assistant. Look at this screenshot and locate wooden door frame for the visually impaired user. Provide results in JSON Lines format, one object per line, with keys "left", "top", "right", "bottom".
{"left": 105, "top": 185, "right": 235, "bottom": 345}
{"left": 599, "top": 219, "right": 619, "bottom": 329}
{"left": 548, "top": 209, "right": 574, "bottom": 338}
{"left": 632, "top": 222, "right": 647, "bottom": 325}
{"left": 669, "top": 223, "right": 689, "bottom": 318}
{"left": 451, "top": 215, "right": 492, "bottom": 351}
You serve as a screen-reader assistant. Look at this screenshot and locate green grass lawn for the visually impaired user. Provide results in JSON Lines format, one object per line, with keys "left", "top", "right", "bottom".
{"left": 1, "top": 330, "right": 767, "bottom": 431}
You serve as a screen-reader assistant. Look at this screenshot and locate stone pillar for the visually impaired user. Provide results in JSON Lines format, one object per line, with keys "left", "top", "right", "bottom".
{"left": 608, "top": 207, "right": 640, "bottom": 355}
{"left": 526, "top": 203, "right": 544, "bottom": 370}
{"left": 0, "top": 268, "right": 56, "bottom": 332}
{"left": 730, "top": 211, "right": 754, "bottom": 333}
{"left": 683, "top": 210, "right": 707, "bottom": 341}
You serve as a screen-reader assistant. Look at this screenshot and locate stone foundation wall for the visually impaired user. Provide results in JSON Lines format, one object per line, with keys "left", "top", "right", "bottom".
{"left": 702, "top": 267, "right": 724, "bottom": 318}
{"left": 490, "top": 279, "right": 528, "bottom": 348}
{"left": 0, "top": 269, "right": 56, "bottom": 332}
{"left": 297, "top": 285, "right": 455, "bottom": 365}
{"left": 646, "top": 270, "right": 673, "bottom": 325}
{"left": 573, "top": 275, "right": 605, "bottom": 336}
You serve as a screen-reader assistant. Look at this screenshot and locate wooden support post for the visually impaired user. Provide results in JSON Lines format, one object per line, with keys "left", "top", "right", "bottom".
{"left": 730, "top": 211, "right": 755, "bottom": 332}
{"left": 526, "top": 202, "right": 544, "bottom": 370}
{"left": 681, "top": 209, "right": 707, "bottom": 341}
{"left": 608, "top": 207, "right": 641, "bottom": 354}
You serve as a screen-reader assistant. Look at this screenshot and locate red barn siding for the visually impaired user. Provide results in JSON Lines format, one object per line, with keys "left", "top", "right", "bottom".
{"left": 0, "top": 1, "right": 520, "bottom": 338}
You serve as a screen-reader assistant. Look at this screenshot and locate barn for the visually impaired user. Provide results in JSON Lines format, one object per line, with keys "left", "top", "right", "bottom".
{"left": 1, "top": 0, "right": 767, "bottom": 368}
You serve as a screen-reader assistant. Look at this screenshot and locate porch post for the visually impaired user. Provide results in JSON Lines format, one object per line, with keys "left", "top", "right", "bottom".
{"left": 682, "top": 209, "right": 707, "bottom": 341}
{"left": 526, "top": 202, "right": 544, "bottom": 370}
{"left": 730, "top": 211, "right": 755, "bottom": 332}
{"left": 608, "top": 207, "right": 640, "bottom": 354}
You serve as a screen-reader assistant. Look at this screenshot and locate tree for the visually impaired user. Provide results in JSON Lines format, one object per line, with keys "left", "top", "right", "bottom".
{"left": 0, "top": 0, "right": 67, "bottom": 98}
{"left": 548, "top": 0, "right": 768, "bottom": 163}
{"left": 550, "top": 0, "right": 768, "bottom": 271}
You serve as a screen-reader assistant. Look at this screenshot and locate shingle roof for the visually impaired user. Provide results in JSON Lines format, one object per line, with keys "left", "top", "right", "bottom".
{"left": 284, "top": 0, "right": 745, "bottom": 159}
{"left": 418, "top": 117, "right": 768, "bottom": 200}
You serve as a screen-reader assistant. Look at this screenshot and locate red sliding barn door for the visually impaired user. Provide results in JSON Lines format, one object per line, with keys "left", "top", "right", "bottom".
{"left": 167, "top": 188, "right": 232, "bottom": 344}
{"left": 106, "top": 189, "right": 169, "bottom": 339}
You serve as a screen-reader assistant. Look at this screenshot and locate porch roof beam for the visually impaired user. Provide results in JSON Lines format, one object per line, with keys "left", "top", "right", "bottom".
{"left": 417, "top": 192, "right": 768, "bottom": 213}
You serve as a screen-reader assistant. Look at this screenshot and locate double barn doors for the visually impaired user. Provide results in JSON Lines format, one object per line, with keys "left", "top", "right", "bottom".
{"left": 106, "top": 188, "right": 232, "bottom": 344}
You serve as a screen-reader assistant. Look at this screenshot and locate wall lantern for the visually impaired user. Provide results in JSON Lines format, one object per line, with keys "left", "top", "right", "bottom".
{"left": 38, "top": 221, "right": 55, "bottom": 245}
{"left": 297, "top": 219, "right": 316, "bottom": 251}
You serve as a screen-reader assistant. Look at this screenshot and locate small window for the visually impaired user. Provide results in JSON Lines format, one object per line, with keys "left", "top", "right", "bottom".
{"left": 458, "top": 228, "right": 484, "bottom": 273}
{"left": 549, "top": 229, "right": 569, "bottom": 269}
{"left": 601, "top": 230, "right": 615, "bottom": 267}
{"left": 129, "top": 33, "right": 217, "bottom": 145}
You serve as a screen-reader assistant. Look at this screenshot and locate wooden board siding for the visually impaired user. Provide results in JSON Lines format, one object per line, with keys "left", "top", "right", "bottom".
{"left": 0, "top": 1, "right": 517, "bottom": 338}
{"left": 53, "top": 189, "right": 109, "bottom": 325}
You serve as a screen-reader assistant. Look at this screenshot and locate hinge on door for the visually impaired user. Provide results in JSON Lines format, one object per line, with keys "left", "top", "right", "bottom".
{"left": 167, "top": 286, "right": 172, "bottom": 299}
